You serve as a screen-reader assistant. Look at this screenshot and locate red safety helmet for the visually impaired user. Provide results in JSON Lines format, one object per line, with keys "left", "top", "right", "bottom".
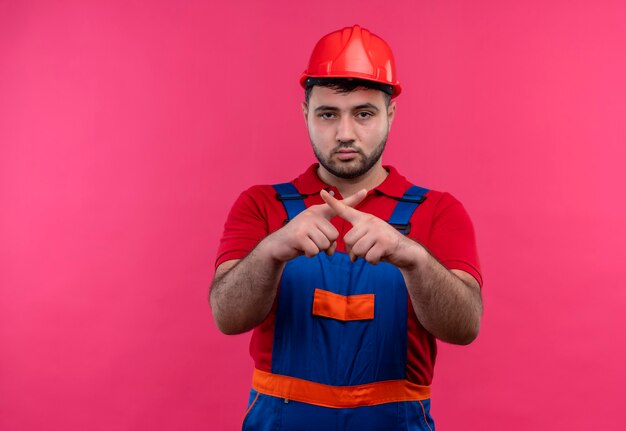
{"left": 300, "top": 25, "right": 401, "bottom": 98}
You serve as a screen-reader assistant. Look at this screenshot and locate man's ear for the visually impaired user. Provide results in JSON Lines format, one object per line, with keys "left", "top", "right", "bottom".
{"left": 387, "top": 100, "right": 396, "bottom": 126}
{"left": 301, "top": 102, "right": 309, "bottom": 124}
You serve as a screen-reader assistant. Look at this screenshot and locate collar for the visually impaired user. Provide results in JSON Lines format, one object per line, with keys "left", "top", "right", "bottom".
{"left": 294, "top": 163, "right": 413, "bottom": 199}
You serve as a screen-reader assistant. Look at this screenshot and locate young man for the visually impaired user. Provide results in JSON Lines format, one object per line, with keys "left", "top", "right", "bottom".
{"left": 211, "top": 25, "right": 483, "bottom": 431}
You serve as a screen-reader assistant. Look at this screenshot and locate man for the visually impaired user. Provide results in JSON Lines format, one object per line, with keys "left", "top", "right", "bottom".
{"left": 211, "top": 25, "right": 483, "bottom": 431}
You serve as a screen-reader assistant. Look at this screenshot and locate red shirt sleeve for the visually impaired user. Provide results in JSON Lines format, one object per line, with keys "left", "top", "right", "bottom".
{"left": 215, "top": 185, "right": 288, "bottom": 268}
{"left": 425, "top": 192, "right": 483, "bottom": 287}
{"left": 215, "top": 186, "right": 270, "bottom": 268}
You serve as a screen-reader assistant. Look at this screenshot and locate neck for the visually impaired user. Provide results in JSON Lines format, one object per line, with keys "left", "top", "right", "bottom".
{"left": 317, "top": 163, "right": 388, "bottom": 197}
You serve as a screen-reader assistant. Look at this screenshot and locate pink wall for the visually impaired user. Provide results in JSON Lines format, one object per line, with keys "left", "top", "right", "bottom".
{"left": 1, "top": 1, "right": 625, "bottom": 429}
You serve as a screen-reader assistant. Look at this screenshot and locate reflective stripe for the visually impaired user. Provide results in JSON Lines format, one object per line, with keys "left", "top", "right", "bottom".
{"left": 252, "top": 368, "right": 430, "bottom": 408}
{"left": 312, "top": 288, "right": 374, "bottom": 321}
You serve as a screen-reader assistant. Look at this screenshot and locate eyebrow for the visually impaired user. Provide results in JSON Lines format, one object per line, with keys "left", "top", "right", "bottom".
{"left": 314, "top": 103, "right": 380, "bottom": 113}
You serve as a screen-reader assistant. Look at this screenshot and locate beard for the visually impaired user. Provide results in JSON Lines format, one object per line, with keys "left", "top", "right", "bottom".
{"left": 312, "top": 136, "right": 388, "bottom": 180}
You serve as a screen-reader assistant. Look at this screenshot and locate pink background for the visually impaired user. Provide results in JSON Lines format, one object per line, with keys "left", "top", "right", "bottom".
{"left": 1, "top": 1, "right": 625, "bottom": 429}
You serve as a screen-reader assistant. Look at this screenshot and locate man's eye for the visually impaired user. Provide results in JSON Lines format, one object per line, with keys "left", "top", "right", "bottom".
{"left": 356, "top": 112, "right": 373, "bottom": 119}
{"left": 319, "top": 112, "right": 336, "bottom": 119}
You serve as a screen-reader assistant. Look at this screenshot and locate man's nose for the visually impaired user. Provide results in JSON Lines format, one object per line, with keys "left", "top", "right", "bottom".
{"left": 336, "top": 116, "right": 356, "bottom": 143}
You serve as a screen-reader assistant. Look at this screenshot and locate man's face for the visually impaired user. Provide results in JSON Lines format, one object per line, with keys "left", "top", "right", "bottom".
{"left": 303, "top": 86, "right": 396, "bottom": 180}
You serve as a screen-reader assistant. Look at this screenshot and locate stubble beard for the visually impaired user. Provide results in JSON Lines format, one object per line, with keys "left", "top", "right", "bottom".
{"left": 312, "top": 136, "right": 388, "bottom": 180}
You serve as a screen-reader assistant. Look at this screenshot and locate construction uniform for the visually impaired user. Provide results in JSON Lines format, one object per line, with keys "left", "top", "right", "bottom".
{"left": 215, "top": 164, "right": 482, "bottom": 431}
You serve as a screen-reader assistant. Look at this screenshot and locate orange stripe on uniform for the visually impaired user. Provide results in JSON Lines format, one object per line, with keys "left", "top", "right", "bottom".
{"left": 241, "top": 391, "right": 260, "bottom": 427}
{"left": 252, "top": 369, "right": 430, "bottom": 409}
{"left": 312, "top": 288, "right": 374, "bottom": 321}
{"left": 419, "top": 400, "right": 434, "bottom": 431}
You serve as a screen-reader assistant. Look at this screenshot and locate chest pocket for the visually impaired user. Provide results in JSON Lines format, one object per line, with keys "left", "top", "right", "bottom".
{"left": 312, "top": 288, "right": 375, "bottom": 321}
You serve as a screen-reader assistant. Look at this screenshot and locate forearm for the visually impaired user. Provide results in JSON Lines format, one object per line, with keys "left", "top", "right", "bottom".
{"left": 399, "top": 241, "right": 482, "bottom": 345}
{"left": 210, "top": 239, "right": 286, "bottom": 335}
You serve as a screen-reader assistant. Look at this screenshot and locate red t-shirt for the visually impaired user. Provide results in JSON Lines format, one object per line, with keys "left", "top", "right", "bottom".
{"left": 215, "top": 164, "right": 482, "bottom": 385}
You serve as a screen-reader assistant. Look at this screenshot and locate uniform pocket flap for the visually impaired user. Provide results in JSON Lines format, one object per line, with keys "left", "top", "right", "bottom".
{"left": 312, "top": 288, "right": 374, "bottom": 321}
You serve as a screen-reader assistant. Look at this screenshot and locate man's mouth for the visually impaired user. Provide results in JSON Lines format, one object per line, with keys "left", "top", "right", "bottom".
{"left": 335, "top": 148, "right": 359, "bottom": 160}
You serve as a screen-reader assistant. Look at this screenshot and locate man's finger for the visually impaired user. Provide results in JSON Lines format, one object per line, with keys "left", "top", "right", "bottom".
{"left": 364, "top": 244, "right": 385, "bottom": 265}
{"left": 350, "top": 234, "right": 377, "bottom": 260}
{"left": 307, "top": 229, "right": 331, "bottom": 252}
{"left": 343, "top": 224, "right": 367, "bottom": 247}
{"left": 301, "top": 237, "right": 320, "bottom": 258}
{"left": 325, "top": 240, "right": 337, "bottom": 256}
{"left": 315, "top": 218, "right": 339, "bottom": 243}
{"left": 320, "top": 189, "right": 366, "bottom": 223}
{"left": 346, "top": 243, "right": 357, "bottom": 262}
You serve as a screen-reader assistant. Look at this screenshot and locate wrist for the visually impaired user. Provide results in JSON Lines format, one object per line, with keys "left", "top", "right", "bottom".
{"left": 395, "top": 236, "right": 428, "bottom": 272}
{"left": 257, "top": 232, "right": 290, "bottom": 264}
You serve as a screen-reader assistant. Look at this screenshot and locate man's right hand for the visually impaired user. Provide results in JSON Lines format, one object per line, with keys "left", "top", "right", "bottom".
{"left": 260, "top": 189, "right": 367, "bottom": 262}
{"left": 211, "top": 188, "right": 367, "bottom": 334}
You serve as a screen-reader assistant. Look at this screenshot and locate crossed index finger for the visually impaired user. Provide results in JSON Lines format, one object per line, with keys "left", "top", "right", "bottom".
{"left": 320, "top": 189, "right": 367, "bottom": 224}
